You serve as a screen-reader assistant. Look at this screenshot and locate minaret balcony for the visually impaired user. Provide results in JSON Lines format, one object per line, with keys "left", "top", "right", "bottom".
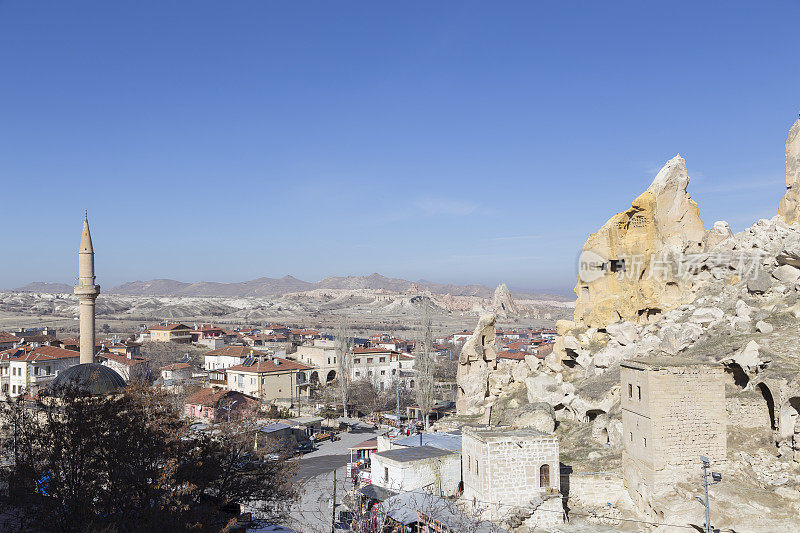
{"left": 74, "top": 285, "right": 100, "bottom": 296}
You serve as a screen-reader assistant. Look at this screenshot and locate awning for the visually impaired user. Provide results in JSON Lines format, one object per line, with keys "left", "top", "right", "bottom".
{"left": 357, "top": 484, "right": 397, "bottom": 502}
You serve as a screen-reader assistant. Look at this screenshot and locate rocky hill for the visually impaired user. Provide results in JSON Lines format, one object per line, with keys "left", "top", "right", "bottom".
{"left": 11, "top": 273, "right": 570, "bottom": 301}
{"left": 447, "top": 114, "right": 800, "bottom": 531}
{"left": 108, "top": 275, "right": 313, "bottom": 297}
{"left": 13, "top": 282, "right": 74, "bottom": 294}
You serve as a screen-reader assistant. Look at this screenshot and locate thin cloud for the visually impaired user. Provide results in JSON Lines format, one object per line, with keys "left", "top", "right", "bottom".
{"left": 414, "top": 197, "right": 479, "bottom": 216}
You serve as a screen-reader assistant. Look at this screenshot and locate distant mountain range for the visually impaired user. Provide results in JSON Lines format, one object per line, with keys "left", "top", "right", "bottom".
{"left": 13, "top": 282, "right": 75, "bottom": 294}
{"left": 11, "top": 274, "right": 572, "bottom": 301}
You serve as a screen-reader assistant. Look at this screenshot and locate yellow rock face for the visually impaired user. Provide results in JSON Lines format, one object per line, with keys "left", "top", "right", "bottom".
{"left": 778, "top": 117, "right": 800, "bottom": 225}
{"left": 573, "top": 156, "right": 705, "bottom": 329}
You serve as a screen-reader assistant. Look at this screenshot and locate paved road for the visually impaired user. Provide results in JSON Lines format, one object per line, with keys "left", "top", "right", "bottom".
{"left": 295, "top": 428, "right": 381, "bottom": 480}
{"left": 288, "top": 428, "right": 383, "bottom": 532}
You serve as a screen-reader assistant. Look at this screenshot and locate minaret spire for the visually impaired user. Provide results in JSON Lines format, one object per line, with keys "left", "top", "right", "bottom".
{"left": 75, "top": 213, "right": 100, "bottom": 364}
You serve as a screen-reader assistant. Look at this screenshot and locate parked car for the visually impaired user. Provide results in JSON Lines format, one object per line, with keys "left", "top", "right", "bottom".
{"left": 294, "top": 440, "right": 315, "bottom": 454}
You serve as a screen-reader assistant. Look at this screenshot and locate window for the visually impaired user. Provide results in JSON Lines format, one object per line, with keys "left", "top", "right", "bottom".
{"left": 409, "top": 380, "right": 414, "bottom": 388}
{"left": 539, "top": 464, "right": 550, "bottom": 488}
{"left": 643, "top": 437, "right": 647, "bottom": 448}
{"left": 384, "top": 467, "right": 389, "bottom": 483}
{"left": 34, "top": 367, "right": 39, "bottom": 376}
{"left": 379, "top": 357, "right": 386, "bottom": 363}
{"left": 392, "top": 369, "right": 396, "bottom": 375}
{"left": 46, "top": 366, "right": 51, "bottom": 375}
{"left": 629, "top": 432, "right": 633, "bottom": 442}
{"left": 355, "top": 371, "right": 360, "bottom": 377}
{"left": 327, "top": 357, "right": 330, "bottom": 364}
{"left": 637, "top": 386, "right": 641, "bottom": 401}
{"left": 380, "top": 370, "right": 385, "bottom": 376}
{"left": 475, "top": 462, "right": 478, "bottom": 475}
{"left": 367, "top": 358, "right": 373, "bottom": 363}
{"left": 354, "top": 358, "right": 361, "bottom": 364}
{"left": 333, "top": 357, "right": 336, "bottom": 364}
{"left": 368, "top": 371, "right": 373, "bottom": 376}
{"left": 628, "top": 383, "right": 632, "bottom": 398}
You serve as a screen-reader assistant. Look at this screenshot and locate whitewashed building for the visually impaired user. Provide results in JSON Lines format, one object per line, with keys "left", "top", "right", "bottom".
{"left": 0, "top": 345, "right": 80, "bottom": 398}
{"left": 370, "top": 445, "right": 462, "bottom": 497}
{"left": 203, "top": 345, "right": 269, "bottom": 371}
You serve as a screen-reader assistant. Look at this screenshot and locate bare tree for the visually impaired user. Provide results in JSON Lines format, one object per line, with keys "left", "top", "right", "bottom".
{"left": 414, "top": 297, "right": 436, "bottom": 429}
{"left": 0, "top": 383, "right": 297, "bottom": 532}
{"left": 334, "top": 319, "right": 353, "bottom": 418}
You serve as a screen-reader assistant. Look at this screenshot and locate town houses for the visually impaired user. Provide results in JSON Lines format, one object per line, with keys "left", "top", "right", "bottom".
{"left": 0, "top": 320, "right": 556, "bottom": 408}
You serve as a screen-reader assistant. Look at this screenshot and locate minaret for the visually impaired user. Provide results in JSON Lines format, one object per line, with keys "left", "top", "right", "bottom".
{"left": 74, "top": 213, "right": 100, "bottom": 364}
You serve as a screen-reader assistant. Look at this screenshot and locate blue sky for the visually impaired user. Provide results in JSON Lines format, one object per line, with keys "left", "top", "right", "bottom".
{"left": 1, "top": 1, "right": 799, "bottom": 294}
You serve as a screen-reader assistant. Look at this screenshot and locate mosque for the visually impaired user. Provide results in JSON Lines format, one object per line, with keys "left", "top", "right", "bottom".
{"left": 48, "top": 215, "right": 126, "bottom": 395}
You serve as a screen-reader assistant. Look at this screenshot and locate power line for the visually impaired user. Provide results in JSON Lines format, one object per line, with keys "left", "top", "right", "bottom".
{"left": 352, "top": 485, "right": 736, "bottom": 532}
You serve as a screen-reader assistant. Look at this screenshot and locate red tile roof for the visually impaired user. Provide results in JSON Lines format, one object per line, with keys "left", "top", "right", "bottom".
{"left": 203, "top": 346, "right": 270, "bottom": 357}
{"left": 161, "top": 362, "right": 191, "bottom": 371}
{"left": 497, "top": 351, "right": 527, "bottom": 360}
{"left": 353, "top": 347, "right": 398, "bottom": 355}
{"left": 1, "top": 345, "right": 81, "bottom": 362}
{"left": 0, "top": 332, "right": 20, "bottom": 344}
{"left": 149, "top": 323, "right": 190, "bottom": 331}
{"left": 98, "top": 352, "right": 149, "bottom": 367}
{"left": 185, "top": 387, "right": 255, "bottom": 407}
{"left": 227, "top": 357, "right": 312, "bottom": 373}
{"left": 349, "top": 438, "right": 378, "bottom": 450}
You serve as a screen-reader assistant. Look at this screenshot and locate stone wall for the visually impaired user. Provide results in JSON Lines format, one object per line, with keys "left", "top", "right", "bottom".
{"left": 564, "top": 472, "right": 626, "bottom": 508}
{"left": 621, "top": 359, "right": 726, "bottom": 511}
{"left": 726, "top": 391, "right": 772, "bottom": 429}
{"left": 462, "top": 427, "right": 559, "bottom": 522}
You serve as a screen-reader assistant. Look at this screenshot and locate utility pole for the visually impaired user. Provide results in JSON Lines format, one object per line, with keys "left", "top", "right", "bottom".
{"left": 696, "top": 455, "right": 722, "bottom": 533}
{"left": 331, "top": 468, "right": 337, "bottom": 533}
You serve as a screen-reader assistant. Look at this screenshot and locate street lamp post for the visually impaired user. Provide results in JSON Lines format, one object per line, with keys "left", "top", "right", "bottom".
{"left": 695, "top": 455, "right": 722, "bottom": 533}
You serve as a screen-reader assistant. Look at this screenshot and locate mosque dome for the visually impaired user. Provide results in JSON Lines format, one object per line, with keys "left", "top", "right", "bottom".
{"left": 48, "top": 363, "right": 126, "bottom": 396}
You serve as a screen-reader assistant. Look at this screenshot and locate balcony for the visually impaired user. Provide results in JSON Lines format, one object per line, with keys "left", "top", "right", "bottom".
{"left": 30, "top": 373, "right": 57, "bottom": 384}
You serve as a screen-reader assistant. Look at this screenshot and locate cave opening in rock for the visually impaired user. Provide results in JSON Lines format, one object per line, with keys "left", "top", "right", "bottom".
{"left": 757, "top": 382, "right": 777, "bottom": 430}
{"left": 724, "top": 363, "right": 749, "bottom": 389}
{"left": 585, "top": 409, "right": 605, "bottom": 423}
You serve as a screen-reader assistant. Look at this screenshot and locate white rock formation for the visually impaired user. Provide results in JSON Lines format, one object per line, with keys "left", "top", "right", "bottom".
{"left": 492, "top": 282, "right": 520, "bottom": 316}
{"left": 704, "top": 220, "right": 733, "bottom": 251}
{"left": 778, "top": 115, "right": 800, "bottom": 225}
{"left": 573, "top": 155, "right": 705, "bottom": 329}
{"left": 456, "top": 314, "right": 498, "bottom": 421}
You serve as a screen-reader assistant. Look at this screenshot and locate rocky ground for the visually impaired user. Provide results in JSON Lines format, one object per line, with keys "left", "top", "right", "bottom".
{"left": 516, "top": 216, "right": 800, "bottom": 532}
{"left": 0, "top": 288, "right": 571, "bottom": 337}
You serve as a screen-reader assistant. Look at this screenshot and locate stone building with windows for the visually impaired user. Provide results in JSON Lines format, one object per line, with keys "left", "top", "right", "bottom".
{"left": 461, "top": 426, "right": 562, "bottom": 526}
{"left": 294, "top": 340, "right": 338, "bottom": 386}
{"left": 620, "top": 358, "right": 726, "bottom": 511}
{"left": 225, "top": 356, "right": 311, "bottom": 402}
{"left": 148, "top": 323, "right": 192, "bottom": 343}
